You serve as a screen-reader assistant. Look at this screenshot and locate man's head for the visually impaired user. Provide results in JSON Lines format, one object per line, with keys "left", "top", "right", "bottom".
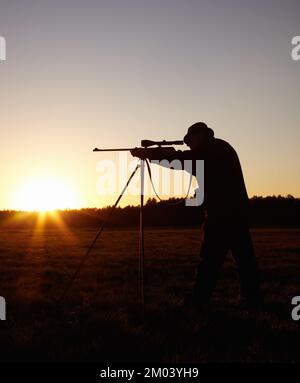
{"left": 183, "top": 122, "right": 214, "bottom": 150}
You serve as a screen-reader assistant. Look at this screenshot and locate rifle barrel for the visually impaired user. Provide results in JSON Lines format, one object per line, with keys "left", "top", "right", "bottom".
{"left": 93, "top": 140, "right": 184, "bottom": 152}
{"left": 93, "top": 148, "right": 134, "bottom": 152}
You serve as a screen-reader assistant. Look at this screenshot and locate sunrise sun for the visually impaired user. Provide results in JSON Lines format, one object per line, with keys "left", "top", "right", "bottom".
{"left": 13, "top": 177, "right": 79, "bottom": 212}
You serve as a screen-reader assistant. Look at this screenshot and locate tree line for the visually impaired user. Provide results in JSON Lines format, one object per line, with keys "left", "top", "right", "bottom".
{"left": 0, "top": 195, "right": 299, "bottom": 228}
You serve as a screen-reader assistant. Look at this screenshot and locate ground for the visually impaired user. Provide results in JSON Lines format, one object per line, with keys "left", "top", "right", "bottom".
{"left": 0, "top": 227, "right": 299, "bottom": 362}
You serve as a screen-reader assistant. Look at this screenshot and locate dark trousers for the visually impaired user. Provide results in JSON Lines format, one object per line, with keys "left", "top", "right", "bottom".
{"left": 193, "top": 222, "right": 262, "bottom": 304}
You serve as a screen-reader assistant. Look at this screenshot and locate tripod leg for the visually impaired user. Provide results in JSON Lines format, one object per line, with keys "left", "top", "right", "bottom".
{"left": 59, "top": 163, "right": 140, "bottom": 304}
{"left": 139, "top": 159, "right": 145, "bottom": 313}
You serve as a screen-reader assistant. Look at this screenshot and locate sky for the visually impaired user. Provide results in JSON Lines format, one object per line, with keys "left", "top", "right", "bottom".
{"left": 0, "top": 0, "right": 299, "bottom": 210}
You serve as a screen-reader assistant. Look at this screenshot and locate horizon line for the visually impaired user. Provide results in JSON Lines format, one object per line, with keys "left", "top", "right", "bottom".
{"left": 0, "top": 193, "right": 298, "bottom": 213}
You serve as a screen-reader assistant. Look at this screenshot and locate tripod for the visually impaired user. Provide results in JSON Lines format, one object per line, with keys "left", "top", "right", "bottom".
{"left": 59, "top": 160, "right": 147, "bottom": 311}
{"left": 59, "top": 140, "right": 184, "bottom": 312}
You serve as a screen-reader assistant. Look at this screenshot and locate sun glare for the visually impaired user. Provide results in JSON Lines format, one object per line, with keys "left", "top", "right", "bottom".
{"left": 13, "top": 177, "right": 79, "bottom": 212}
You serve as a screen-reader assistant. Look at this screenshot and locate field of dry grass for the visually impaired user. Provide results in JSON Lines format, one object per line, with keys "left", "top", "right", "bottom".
{"left": 0, "top": 226, "right": 299, "bottom": 362}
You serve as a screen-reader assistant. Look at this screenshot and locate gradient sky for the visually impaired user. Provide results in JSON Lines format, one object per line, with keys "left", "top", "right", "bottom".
{"left": 0, "top": 0, "right": 299, "bottom": 209}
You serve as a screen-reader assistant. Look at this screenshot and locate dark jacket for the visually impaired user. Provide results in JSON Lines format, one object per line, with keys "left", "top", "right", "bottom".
{"left": 145, "top": 138, "right": 249, "bottom": 223}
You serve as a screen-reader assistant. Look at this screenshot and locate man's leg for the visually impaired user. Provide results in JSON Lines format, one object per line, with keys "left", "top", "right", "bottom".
{"left": 230, "top": 224, "right": 263, "bottom": 306}
{"left": 190, "top": 224, "right": 230, "bottom": 305}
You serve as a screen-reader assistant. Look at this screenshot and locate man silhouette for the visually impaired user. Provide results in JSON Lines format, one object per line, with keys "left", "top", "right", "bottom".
{"left": 131, "top": 122, "right": 263, "bottom": 310}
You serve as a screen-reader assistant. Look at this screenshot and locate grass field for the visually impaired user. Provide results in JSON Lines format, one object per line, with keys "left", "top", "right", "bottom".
{"left": 0, "top": 226, "right": 299, "bottom": 362}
